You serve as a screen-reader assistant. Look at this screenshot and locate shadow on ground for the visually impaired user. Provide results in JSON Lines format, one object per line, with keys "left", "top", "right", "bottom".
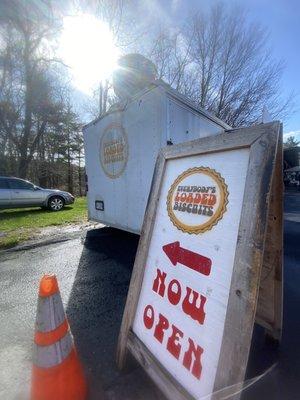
{"left": 66, "top": 227, "right": 161, "bottom": 400}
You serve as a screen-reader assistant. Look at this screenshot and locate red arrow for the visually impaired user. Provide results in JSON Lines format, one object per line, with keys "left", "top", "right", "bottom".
{"left": 162, "top": 241, "right": 211, "bottom": 276}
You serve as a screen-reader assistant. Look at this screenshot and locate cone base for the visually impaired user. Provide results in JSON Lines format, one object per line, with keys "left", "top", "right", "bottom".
{"left": 31, "top": 348, "right": 87, "bottom": 400}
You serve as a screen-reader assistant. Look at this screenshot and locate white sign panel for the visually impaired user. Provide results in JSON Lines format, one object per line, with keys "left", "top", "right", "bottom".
{"left": 132, "top": 148, "right": 250, "bottom": 399}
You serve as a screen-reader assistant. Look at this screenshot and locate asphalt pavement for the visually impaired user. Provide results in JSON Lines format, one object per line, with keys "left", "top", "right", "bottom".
{"left": 0, "top": 228, "right": 160, "bottom": 400}
{"left": 0, "top": 192, "right": 299, "bottom": 400}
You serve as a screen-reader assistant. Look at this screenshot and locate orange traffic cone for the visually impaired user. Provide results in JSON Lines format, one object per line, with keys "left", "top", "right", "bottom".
{"left": 31, "top": 275, "right": 87, "bottom": 400}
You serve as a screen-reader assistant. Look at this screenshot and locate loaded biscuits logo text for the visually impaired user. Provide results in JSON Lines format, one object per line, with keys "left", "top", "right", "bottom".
{"left": 167, "top": 167, "right": 228, "bottom": 234}
{"left": 103, "top": 139, "right": 125, "bottom": 164}
{"left": 174, "top": 185, "right": 217, "bottom": 217}
{"left": 100, "top": 123, "right": 128, "bottom": 179}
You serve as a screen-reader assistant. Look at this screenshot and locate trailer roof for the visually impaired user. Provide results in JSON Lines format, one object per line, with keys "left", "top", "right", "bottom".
{"left": 83, "top": 80, "right": 231, "bottom": 130}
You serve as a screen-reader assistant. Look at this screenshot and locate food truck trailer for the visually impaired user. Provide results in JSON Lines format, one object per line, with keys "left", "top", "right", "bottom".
{"left": 83, "top": 64, "right": 230, "bottom": 234}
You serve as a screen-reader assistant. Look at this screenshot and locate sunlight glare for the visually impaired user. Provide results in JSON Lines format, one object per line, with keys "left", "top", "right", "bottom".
{"left": 59, "top": 14, "right": 120, "bottom": 93}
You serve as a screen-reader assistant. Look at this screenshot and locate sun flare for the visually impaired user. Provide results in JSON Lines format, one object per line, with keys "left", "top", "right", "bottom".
{"left": 59, "top": 14, "right": 120, "bottom": 93}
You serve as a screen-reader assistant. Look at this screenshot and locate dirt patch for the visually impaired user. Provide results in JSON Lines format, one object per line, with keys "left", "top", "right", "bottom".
{"left": 8, "top": 222, "right": 105, "bottom": 251}
{"left": 33, "top": 222, "right": 102, "bottom": 239}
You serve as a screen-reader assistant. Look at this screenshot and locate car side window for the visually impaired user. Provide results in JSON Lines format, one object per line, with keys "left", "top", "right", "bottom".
{"left": 0, "top": 179, "right": 9, "bottom": 189}
{"left": 8, "top": 179, "right": 34, "bottom": 190}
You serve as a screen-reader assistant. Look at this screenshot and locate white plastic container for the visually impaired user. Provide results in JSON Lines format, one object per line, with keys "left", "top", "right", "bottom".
{"left": 83, "top": 81, "right": 230, "bottom": 234}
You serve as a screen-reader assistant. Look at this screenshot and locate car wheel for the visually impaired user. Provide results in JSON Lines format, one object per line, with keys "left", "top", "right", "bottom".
{"left": 48, "top": 196, "right": 64, "bottom": 211}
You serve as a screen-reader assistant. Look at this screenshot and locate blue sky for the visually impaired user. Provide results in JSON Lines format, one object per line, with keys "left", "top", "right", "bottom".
{"left": 160, "top": 0, "right": 300, "bottom": 141}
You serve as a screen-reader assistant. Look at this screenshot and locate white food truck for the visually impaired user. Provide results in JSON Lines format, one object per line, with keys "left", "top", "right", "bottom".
{"left": 83, "top": 56, "right": 230, "bottom": 234}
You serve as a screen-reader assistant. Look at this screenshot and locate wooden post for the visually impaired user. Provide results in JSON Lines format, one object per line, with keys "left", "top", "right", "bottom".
{"left": 255, "top": 126, "right": 283, "bottom": 341}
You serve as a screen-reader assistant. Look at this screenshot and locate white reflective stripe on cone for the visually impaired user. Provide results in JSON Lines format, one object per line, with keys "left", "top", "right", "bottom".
{"left": 33, "top": 331, "right": 73, "bottom": 368}
{"left": 35, "top": 293, "right": 65, "bottom": 333}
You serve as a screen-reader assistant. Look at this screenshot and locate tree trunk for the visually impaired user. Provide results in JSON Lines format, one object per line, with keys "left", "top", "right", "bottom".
{"left": 18, "top": 153, "right": 29, "bottom": 178}
{"left": 19, "top": 32, "right": 32, "bottom": 179}
{"left": 78, "top": 148, "right": 82, "bottom": 197}
{"left": 67, "top": 130, "right": 73, "bottom": 193}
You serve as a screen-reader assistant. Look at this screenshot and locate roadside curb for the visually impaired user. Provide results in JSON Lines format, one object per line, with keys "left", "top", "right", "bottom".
{"left": 0, "top": 230, "right": 86, "bottom": 254}
{"left": 0, "top": 221, "right": 107, "bottom": 254}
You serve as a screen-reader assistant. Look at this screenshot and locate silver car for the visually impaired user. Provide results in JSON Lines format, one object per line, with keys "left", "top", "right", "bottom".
{"left": 0, "top": 177, "right": 75, "bottom": 211}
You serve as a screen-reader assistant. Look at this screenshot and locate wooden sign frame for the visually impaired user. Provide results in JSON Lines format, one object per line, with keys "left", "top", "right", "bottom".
{"left": 117, "top": 122, "right": 283, "bottom": 400}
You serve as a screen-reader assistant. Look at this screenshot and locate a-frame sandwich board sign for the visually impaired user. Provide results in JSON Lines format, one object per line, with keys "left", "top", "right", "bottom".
{"left": 117, "top": 121, "right": 283, "bottom": 400}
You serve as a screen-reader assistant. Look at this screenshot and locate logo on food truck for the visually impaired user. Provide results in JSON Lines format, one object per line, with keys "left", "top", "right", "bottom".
{"left": 167, "top": 167, "right": 228, "bottom": 234}
{"left": 100, "top": 123, "right": 128, "bottom": 178}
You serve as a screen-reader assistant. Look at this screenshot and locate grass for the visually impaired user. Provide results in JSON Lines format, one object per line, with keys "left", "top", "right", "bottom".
{"left": 0, "top": 197, "right": 87, "bottom": 250}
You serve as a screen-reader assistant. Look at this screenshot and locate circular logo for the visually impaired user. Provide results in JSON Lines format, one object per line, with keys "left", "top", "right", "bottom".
{"left": 167, "top": 167, "right": 228, "bottom": 234}
{"left": 100, "top": 124, "right": 128, "bottom": 179}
